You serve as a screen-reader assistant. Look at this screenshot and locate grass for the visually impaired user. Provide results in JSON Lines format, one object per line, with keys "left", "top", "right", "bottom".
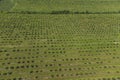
{"left": 11, "top": 0, "right": 120, "bottom": 13}
{"left": 0, "top": 0, "right": 120, "bottom": 80}
{"left": 1, "top": 0, "right": 120, "bottom": 13}
{"left": 0, "top": 13, "right": 120, "bottom": 80}
{"left": 0, "top": 0, "right": 14, "bottom": 11}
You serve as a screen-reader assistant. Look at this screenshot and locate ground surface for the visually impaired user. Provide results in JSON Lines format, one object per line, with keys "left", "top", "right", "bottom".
{"left": 0, "top": 0, "right": 14, "bottom": 11}
{"left": 1, "top": 0, "right": 120, "bottom": 12}
{"left": 0, "top": 0, "right": 120, "bottom": 80}
{"left": 0, "top": 14, "right": 120, "bottom": 80}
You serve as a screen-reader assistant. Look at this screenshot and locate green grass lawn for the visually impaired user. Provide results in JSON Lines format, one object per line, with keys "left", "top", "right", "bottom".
{"left": 1, "top": 0, "right": 120, "bottom": 13}
{"left": 0, "top": 0, "right": 14, "bottom": 11}
{"left": 11, "top": 0, "right": 120, "bottom": 12}
{"left": 0, "top": 13, "right": 120, "bottom": 80}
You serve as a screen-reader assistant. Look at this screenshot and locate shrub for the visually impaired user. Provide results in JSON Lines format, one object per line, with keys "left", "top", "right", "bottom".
{"left": 51, "top": 10, "right": 71, "bottom": 14}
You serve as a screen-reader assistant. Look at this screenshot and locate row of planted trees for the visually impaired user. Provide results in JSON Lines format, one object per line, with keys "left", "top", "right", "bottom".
{"left": 1, "top": 10, "right": 120, "bottom": 14}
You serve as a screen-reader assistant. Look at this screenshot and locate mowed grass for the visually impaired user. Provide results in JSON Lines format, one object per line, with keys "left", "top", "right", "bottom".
{"left": 0, "top": 13, "right": 120, "bottom": 80}
{"left": 0, "top": 0, "right": 14, "bottom": 11}
{"left": 1, "top": 0, "right": 120, "bottom": 13}
{"left": 11, "top": 0, "right": 120, "bottom": 12}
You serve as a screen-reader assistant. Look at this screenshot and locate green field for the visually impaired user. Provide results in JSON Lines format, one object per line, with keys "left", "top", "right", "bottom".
{"left": 0, "top": 0, "right": 14, "bottom": 11}
{"left": 0, "top": 0, "right": 120, "bottom": 80}
{"left": 12, "top": 0, "right": 120, "bottom": 12}
{"left": 0, "top": 13, "right": 120, "bottom": 80}
{"left": 1, "top": 0, "right": 120, "bottom": 12}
